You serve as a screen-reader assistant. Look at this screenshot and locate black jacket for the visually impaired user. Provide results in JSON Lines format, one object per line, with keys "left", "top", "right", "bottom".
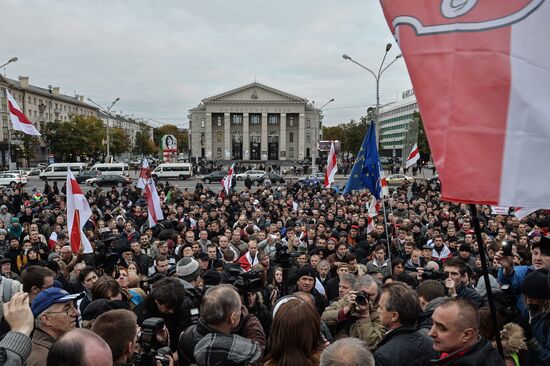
{"left": 456, "top": 285, "right": 482, "bottom": 308}
{"left": 374, "top": 326, "right": 437, "bottom": 366}
{"left": 432, "top": 337, "right": 505, "bottom": 366}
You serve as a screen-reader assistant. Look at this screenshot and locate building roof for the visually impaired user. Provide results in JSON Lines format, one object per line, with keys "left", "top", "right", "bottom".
{"left": 0, "top": 75, "right": 98, "bottom": 109}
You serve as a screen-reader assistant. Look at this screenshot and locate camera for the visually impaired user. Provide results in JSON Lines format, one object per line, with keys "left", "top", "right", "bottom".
{"left": 502, "top": 240, "right": 514, "bottom": 257}
{"left": 355, "top": 291, "right": 369, "bottom": 306}
{"left": 134, "top": 317, "right": 171, "bottom": 366}
{"left": 421, "top": 269, "right": 449, "bottom": 281}
{"left": 274, "top": 242, "right": 300, "bottom": 269}
{"left": 233, "top": 269, "right": 264, "bottom": 294}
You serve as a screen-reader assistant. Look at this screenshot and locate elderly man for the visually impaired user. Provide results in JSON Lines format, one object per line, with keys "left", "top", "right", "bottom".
{"left": 27, "top": 288, "right": 83, "bottom": 366}
{"left": 47, "top": 329, "right": 112, "bottom": 366}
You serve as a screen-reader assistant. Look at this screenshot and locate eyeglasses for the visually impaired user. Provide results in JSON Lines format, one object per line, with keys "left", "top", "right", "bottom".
{"left": 47, "top": 304, "right": 77, "bottom": 316}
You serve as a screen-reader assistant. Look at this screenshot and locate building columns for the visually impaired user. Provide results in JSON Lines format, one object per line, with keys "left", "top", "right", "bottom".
{"left": 224, "top": 113, "right": 231, "bottom": 160}
{"left": 205, "top": 113, "right": 212, "bottom": 159}
{"left": 243, "top": 113, "right": 249, "bottom": 160}
{"left": 261, "top": 113, "right": 268, "bottom": 161}
{"left": 279, "top": 113, "right": 286, "bottom": 161}
{"left": 298, "top": 113, "right": 305, "bottom": 159}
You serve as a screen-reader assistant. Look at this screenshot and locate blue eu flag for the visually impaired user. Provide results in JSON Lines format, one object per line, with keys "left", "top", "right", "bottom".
{"left": 342, "top": 122, "right": 381, "bottom": 198}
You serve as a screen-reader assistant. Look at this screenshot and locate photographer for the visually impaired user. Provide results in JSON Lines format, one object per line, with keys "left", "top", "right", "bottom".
{"left": 321, "top": 275, "right": 385, "bottom": 350}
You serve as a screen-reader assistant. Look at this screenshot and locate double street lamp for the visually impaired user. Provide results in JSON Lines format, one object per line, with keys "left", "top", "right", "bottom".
{"left": 0, "top": 57, "right": 18, "bottom": 76}
{"left": 87, "top": 97, "right": 120, "bottom": 161}
{"left": 342, "top": 44, "right": 402, "bottom": 148}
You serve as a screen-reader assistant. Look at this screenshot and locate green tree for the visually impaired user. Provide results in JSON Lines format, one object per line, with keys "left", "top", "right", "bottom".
{"left": 109, "top": 127, "right": 131, "bottom": 157}
{"left": 13, "top": 132, "right": 40, "bottom": 167}
{"left": 153, "top": 124, "right": 188, "bottom": 153}
{"left": 133, "top": 126, "right": 156, "bottom": 156}
{"left": 413, "top": 111, "right": 431, "bottom": 159}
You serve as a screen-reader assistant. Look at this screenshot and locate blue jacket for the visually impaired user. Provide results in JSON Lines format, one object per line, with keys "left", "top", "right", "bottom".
{"left": 498, "top": 265, "right": 533, "bottom": 317}
{"left": 530, "top": 313, "right": 550, "bottom": 365}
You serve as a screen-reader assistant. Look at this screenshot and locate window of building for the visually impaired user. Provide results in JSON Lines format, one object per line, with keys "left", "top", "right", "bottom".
{"left": 217, "top": 116, "right": 222, "bottom": 127}
{"left": 250, "top": 114, "right": 260, "bottom": 124}
{"left": 306, "top": 118, "right": 311, "bottom": 128}
{"left": 289, "top": 132, "right": 294, "bottom": 143}
{"left": 289, "top": 147, "right": 294, "bottom": 158}
{"left": 217, "top": 131, "right": 222, "bottom": 142}
{"left": 268, "top": 114, "right": 279, "bottom": 125}
{"left": 217, "top": 147, "right": 222, "bottom": 158}
{"left": 250, "top": 132, "right": 260, "bottom": 143}
{"left": 200, "top": 132, "right": 205, "bottom": 143}
{"left": 306, "top": 133, "right": 311, "bottom": 143}
{"left": 232, "top": 114, "right": 242, "bottom": 125}
{"left": 289, "top": 116, "right": 294, "bottom": 127}
{"left": 28, "top": 97, "right": 31, "bottom": 103}
{"left": 201, "top": 118, "right": 205, "bottom": 128}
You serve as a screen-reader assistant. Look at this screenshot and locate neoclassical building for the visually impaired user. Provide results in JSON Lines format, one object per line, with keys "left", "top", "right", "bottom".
{"left": 189, "top": 82, "right": 322, "bottom": 161}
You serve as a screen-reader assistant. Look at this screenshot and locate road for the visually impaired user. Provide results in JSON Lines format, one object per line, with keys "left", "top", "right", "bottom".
{"left": 19, "top": 167, "right": 435, "bottom": 194}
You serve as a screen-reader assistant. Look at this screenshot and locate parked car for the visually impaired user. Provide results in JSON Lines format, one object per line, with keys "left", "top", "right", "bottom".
{"left": 86, "top": 174, "right": 132, "bottom": 187}
{"left": 201, "top": 170, "right": 227, "bottom": 184}
{"left": 0, "top": 173, "right": 28, "bottom": 187}
{"left": 298, "top": 172, "right": 325, "bottom": 186}
{"left": 259, "top": 172, "right": 286, "bottom": 184}
{"left": 386, "top": 174, "right": 414, "bottom": 185}
{"left": 76, "top": 170, "right": 101, "bottom": 183}
{"left": 236, "top": 170, "right": 267, "bottom": 181}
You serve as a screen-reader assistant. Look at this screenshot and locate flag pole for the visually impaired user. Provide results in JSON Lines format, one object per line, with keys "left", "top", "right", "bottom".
{"left": 381, "top": 197, "right": 393, "bottom": 275}
{"left": 469, "top": 203, "right": 503, "bottom": 357}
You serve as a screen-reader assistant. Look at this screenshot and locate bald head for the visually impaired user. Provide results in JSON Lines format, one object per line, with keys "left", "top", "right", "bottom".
{"left": 47, "top": 328, "right": 113, "bottom": 366}
{"left": 320, "top": 338, "right": 374, "bottom": 366}
{"left": 200, "top": 284, "right": 241, "bottom": 326}
{"left": 438, "top": 298, "right": 480, "bottom": 331}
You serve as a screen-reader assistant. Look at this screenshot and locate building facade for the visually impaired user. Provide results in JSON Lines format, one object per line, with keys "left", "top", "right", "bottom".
{"left": 378, "top": 89, "right": 419, "bottom": 159}
{"left": 0, "top": 75, "right": 98, "bottom": 166}
{"left": 189, "top": 82, "right": 322, "bottom": 162}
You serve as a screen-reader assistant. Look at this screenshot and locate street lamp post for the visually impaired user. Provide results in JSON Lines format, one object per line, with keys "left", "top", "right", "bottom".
{"left": 313, "top": 98, "right": 334, "bottom": 174}
{"left": 342, "top": 45, "right": 402, "bottom": 150}
{"left": 87, "top": 97, "right": 120, "bottom": 162}
{"left": 0, "top": 57, "right": 17, "bottom": 77}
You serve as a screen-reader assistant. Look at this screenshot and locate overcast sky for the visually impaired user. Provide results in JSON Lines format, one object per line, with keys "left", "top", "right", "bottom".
{"left": 0, "top": 0, "right": 412, "bottom": 128}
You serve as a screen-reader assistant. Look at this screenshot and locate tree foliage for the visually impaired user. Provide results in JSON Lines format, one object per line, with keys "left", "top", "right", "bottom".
{"left": 153, "top": 124, "right": 188, "bottom": 153}
{"left": 13, "top": 132, "right": 40, "bottom": 167}
{"left": 413, "top": 111, "right": 431, "bottom": 159}
{"left": 322, "top": 119, "right": 369, "bottom": 154}
{"left": 133, "top": 126, "right": 156, "bottom": 156}
{"left": 109, "top": 127, "right": 131, "bottom": 157}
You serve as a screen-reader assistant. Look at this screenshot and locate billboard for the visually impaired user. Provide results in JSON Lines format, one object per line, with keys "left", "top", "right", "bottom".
{"left": 317, "top": 140, "right": 341, "bottom": 152}
{"left": 161, "top": 134, "right": 177, "bottom": 162}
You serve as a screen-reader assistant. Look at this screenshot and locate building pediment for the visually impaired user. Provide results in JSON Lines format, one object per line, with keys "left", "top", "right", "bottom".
{"left": 202, "top": 82, "right": 307, "bottom": 104}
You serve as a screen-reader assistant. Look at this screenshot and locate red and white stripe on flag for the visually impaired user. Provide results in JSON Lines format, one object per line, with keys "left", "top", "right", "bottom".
{"left": 48, "top": 231, "right": 57, "bottom": 250}
{"left": 137, "top": 158, "right": 164, "bottom": 227}
{"left": 66, "top": 169, "right": 93, "bottom": 254}
{"left": 381, "top": 0, "right": 550, "bottom": 208}
{"left": 366, "top": 198, "right": 381, "bottom": 234}
{"left": 324, "top": 141, "right": 338, "bottom": 188}
{"left": 5, "top": 90, "right": 41, "bottom": 136}
{"left": 379, "top": 170, "right": 389, "bottom": 197}
{"left": 223, "top": 163, "right": 235, "bottom": 194}
{"left": 406, "top": 143, "right": 420, "bottom": 168}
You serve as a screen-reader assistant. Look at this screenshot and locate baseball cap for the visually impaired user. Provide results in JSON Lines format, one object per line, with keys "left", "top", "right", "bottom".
{"left": 31, "top": 288, "right": 84, "bottom": 317}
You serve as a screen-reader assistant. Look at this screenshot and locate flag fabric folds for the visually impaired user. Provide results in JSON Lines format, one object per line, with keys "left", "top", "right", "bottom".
{"left": 381, "top": 0, "right": 550, "bottom": 207}
{"left": 324, "top": 141, "right": 338, "bottom": 188}
{"left": 343, "top": 122, "right": 382, "bottom": 199}
{"left": 221, "top": 163, "right": 235, "bottom": 194}
{"left": 137, "top": 158, "right": 164, "bottom": 228}
{"left": 366, "top": 198, "right": 381, "bottom": 233}
{"left": 66, "top": 169, "right": 93, "bottom": 254}
{"left": 48, "top": 232, "right": 57, "bottom": 250}
{"left": 5, "top": 90, "right": 41, "bottom": 136}
{"left": 406, "top": 143, "right": 420, "bottom": 168}
{"left": 380, "top": 169, "right": 389, "bottom": 198}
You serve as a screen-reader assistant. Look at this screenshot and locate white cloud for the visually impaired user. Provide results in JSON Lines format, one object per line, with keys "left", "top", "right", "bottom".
{"left": 0, "top": 0, "right": 411, "bottom": 127}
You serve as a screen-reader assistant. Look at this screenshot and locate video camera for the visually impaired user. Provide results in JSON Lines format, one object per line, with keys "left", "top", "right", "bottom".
{"left": 233, "top": 269, "right": 264, "bottom": 294}
{"left": 421, "top": 269, "right": 449, "bottom": 281}
{"left": 274, "top": 242, "right": 301, "bottom": 269}
{"left": 134, "top": 317, "right": 172, "bottom": 366}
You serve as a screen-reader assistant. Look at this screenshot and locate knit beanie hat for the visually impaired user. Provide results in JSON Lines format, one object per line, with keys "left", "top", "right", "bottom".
{"left": 296, "top": 264, "right": 316, "bottom": 281}
{"left": 521, "top": 269, "right": 550, "bottom": 299}
{"left": 176, "top": 257, "right": 200, "bottom": 283}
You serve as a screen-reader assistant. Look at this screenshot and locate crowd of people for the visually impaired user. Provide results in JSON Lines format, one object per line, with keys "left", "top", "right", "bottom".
{"left": 0, "top": 172, "right": 547, "bottom": 366}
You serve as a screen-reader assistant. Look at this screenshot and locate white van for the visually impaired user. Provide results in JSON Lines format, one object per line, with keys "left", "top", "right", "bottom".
{"left": 90, "top": 163, "right": 129, "bottom": 177}
{"left": 152, "top": 163, "right": 193, "bottom": 180}
{"left": 39, "top": 163, "right": 88, "bottom": 180}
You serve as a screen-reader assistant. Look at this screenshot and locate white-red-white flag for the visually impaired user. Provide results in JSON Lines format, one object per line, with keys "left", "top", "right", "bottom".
{"left": 381, "top": 0, "right": 550, "bottom": 208}
{"left": 366, "top": 198, "right": 381, "bottom": 233}
{"left": 406, "top": 143, "right": 420, "bottom": 168}
{"left": 48, "top": 231, "right": 57, "bottom": 250}
{"left": 514, "top": 207, "right": 539, "bottom": 220}
{"left": 324, "top": 141, "right": 338, "bottom": 188}
{"left": 137, "top": 158, "right": 163, "bottom": 227}
{"left": 66, "top": 169, "right": 93, "bottom": 254}
{"left": 222, "top": 163, "right": 235, "bottom": 194}
{"left": 5, "top": 90, "right": 41, "bottom": 136}
{"left": 379, "top": 169, "right": 389, "bottom": 197}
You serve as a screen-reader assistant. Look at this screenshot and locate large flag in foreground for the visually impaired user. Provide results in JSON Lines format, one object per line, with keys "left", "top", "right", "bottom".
{"left": 324, "top": 141, "right": 338, "bottom": 188}
{"left": 137, "top": 158, "right": 164, "bottom": 227}
{"left": 66, "top": 169, "right": 93, "bottom": 254}
{"left": 6, "top": 90, "right": 41, "bottom": 136}
{"left": 343, "top": 122, "right": 382, "bottom": 199}
{"left": 380, "top": 0, "right": 550, "bottom": 207}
